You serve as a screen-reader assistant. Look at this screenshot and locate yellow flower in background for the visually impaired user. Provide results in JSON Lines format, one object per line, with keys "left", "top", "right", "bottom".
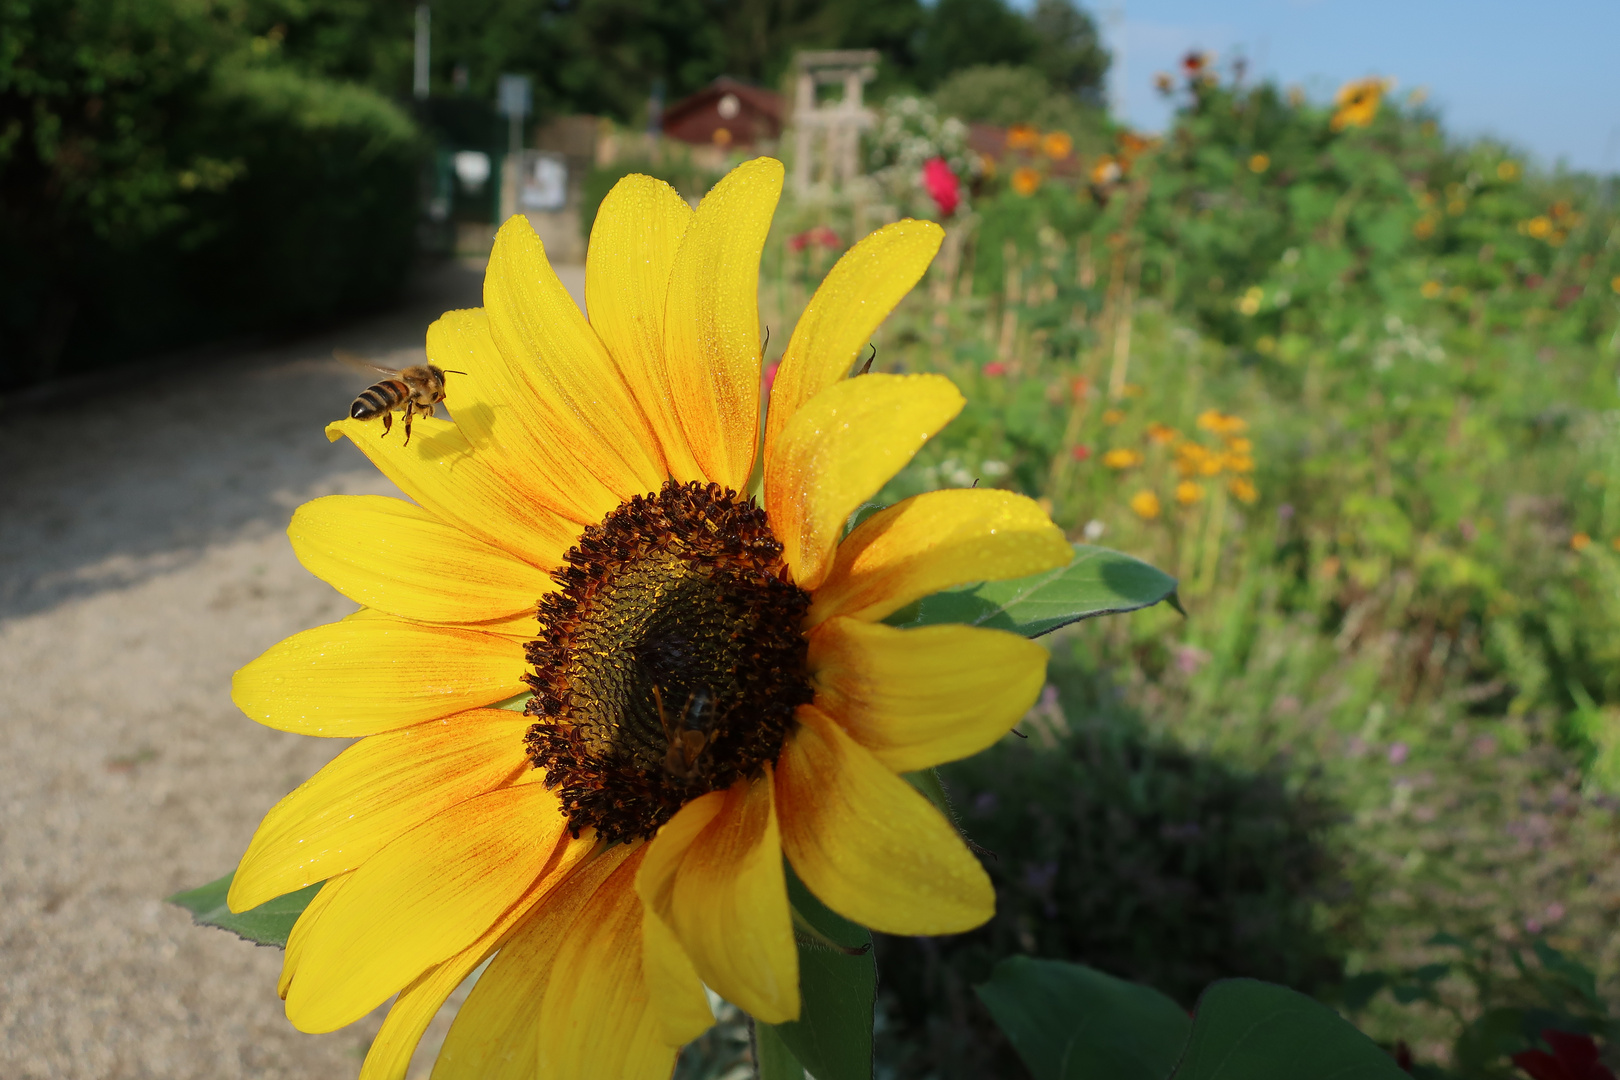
{"left": 1225, "top": 437, "right": 1252, "bottom": 455}
{"left": 1174, "top": 442, "right": 1222, "bottom": 478}
{"left": 1122, "top": 383, "right": 1146, "bottom": 398}
{"left": 1197, "top": 409, "right": 1248, "bottom": 437}
{"left": 1248, "top": 153, "right": 1270, "bottom": 174}
{"left": 979, "top": 153, "right": 998, "bottom": 179}
{"left": 1130, "top": 490, "right": 1162, "bottom": 519}
{"left": 1175, "top": 480, "right": 1204, "bottom": 506}
{"left": 1042, "top": 131, "right": 1074, "bottom": 160}
{"left": 1238, "top": 286, "right": 1263, "bottom": 316}
{"left": 1007, "top": 124, "right": 1039, "bottom": 151}
{"left": 1571, "top": 532, "right": 1592, "bottom": 552}
{"left": 1104, "top": 448, "right": 1144, "bottom": 469}
{"left": 1330, "top": 76, "right": 1388, "bottom": 131}
{"left": 1413, "top": 218, "right": 1436, "bottom": 239}
{"left": 1526, "top": 216, "right": 1552, "bottom": 239}
{"left": 1145, "top": 421, "right": 1180, "bottom": 445}
{"left": 1421, "top": 280, "right": 1443, "bottom": 299}
{"left": 1102, "top": 407, "right": 1126, "bottom": 425}
{"left": 1229, "top": 477, "right": 1259, "bottom": 504}
{"left": 1287, "top": 85, "right": 1306, "bottom": 107}
{"left": 1497, "top": 160, "right": 1520, "bottom": 181}
{"left": 1611, "top": 275, "right": 1620, "bottom": 295}
{"left": 1224, "top": 453, "right": 1255, "bottom": 473}
{"left": 1011, "top": 167, "right": 1041, "bottom": 196}
{"left": 226, "top": 158, "right": 1073, "bottom": 1079}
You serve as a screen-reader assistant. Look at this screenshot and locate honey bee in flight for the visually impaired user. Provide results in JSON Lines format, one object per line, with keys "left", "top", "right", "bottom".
{"left": 337, "top": 350, "right": 463, "bottom": 446}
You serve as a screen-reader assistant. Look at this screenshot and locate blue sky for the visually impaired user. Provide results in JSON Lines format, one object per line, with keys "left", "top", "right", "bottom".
{"left": 1016, "top": 0, "right": 1620, "bottom": 174}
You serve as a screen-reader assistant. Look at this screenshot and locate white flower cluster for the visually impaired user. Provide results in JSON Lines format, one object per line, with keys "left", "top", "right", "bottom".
{"left": 867, "top": 95, "right": 983, "bottom": 218}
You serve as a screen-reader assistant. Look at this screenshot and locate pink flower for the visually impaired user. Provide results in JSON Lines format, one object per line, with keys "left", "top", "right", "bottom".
{"left": 923, "top": 157, "right": 961, "bottom": 218}
{"left": 1071, "top": 444, "right": 1092, "bottom": 461}
{"left": 787, "top": 225, "right": 842, "bottom": 253}
{"left": 761, "top": 361, "right": 780, "bottom": 394}
{"left": 982, "top": 361, "right": 1007, "bottom": 377}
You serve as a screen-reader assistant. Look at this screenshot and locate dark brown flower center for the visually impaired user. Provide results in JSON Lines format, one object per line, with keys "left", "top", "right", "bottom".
{"left": 523, "top": 479, "right": 813, "bottom": 843}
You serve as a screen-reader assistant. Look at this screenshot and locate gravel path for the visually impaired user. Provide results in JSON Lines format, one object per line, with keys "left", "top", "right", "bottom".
{"left": 0, "top": 260, "right": 586, "bottom": 1079}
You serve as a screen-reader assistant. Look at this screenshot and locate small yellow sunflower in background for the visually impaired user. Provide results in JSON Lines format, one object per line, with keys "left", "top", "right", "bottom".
{"left": 1006, "top": 123, "right": 1040, "bottom": 151}
{"left": 1010, "top": 166, "right": 1042, "bottom": 196}
{"left": 227, "top": 157, "right": 1072, "bottom": 1078}
{"left": 1331, "top": 76, "right": 1389, "bottom": 131}
{"left": 1129, "top": 490, "right": 1162, "bottom": 519}
{"left": 1042, "top": 131, "right": 1074, "bottom": 160}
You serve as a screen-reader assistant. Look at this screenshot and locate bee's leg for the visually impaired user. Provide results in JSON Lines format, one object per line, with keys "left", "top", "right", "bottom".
{"left": 402, "top": 403, "right": 415, "bottom": 447}
{"left": 380, "top": 411, "right": 393, "bottom": 439}
{"left": 420, "top": 404, "right": 435, "bottom": 419}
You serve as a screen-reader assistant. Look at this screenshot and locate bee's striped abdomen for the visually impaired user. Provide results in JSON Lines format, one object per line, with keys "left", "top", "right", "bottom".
{"left": 350, "top": 379, "right": 409, "bottom": 420}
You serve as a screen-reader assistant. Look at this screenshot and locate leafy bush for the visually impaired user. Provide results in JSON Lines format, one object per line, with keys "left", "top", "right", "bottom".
{"left": 873, "top": 646, "right": 1351, "bottom": 1078}
{"left": 932, "top": 63, "right": 1105, "bottom": 141}
{"left": 0, "top": 0, "right": 424, "bottom": 388}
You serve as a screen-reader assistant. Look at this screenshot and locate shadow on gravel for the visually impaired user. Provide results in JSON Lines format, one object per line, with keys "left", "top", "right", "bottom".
{"left": 0, "top": 260, "right": 486, "bottom": 620}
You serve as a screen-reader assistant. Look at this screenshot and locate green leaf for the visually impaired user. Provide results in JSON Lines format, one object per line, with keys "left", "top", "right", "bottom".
{"left": 975, "top": 956, "right": 1191, "bottom": 1080}
{"left": 883, "top": 544, "right": 1179, "bottom": 639}
{"left": 760, "top": 867, "right": 875, "bottom": 1080}
{"left": 166, "top": 871, "right": 319, "bottom": 949}
{"left": 1171, "top": 979, "right": 1407, "bottom": 1080}
{"left": 754, "top": 1021, "right": 807, "bottom": 1080}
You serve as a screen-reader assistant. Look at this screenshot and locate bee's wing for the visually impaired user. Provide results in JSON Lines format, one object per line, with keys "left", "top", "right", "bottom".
{"left": 333, "top": 348, "right": 403, "bottom": 378}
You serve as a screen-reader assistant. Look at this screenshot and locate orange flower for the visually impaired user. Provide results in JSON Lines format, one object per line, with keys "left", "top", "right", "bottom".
{"left": 1145, "top": 422, "right": 1180, "bottom": 445}
{"left": 1174, "top": 480, "right": 1203, "bottom": 506}
{"left": 1413, "top": 218, "right": 1436, "bottom": 239}
{"left": 1248, "top": 153, "right": 1270, "bottom": 174}
{"left": 1101, "top": 407, "right": 1126, "bottom": 425}
{"left": 1572, "top": 532, "right": 1592, "bottom": 552}
{"left": 1103, "top": 448, "right": 1144, "bottom": 469}
{"left": 1330, "top": 77, "right": 1388, "bottom": 131}
{"left": 1224, "top": 453, "right": 1255, "bottom": 474}
{"left": 1225, "top": 436, "right": 1252, "bottom": 455}
{"left": 1006, "top": 124, "right": 1039, "bottom": 151}
{"left": 1228, "top": 477, "right": 1259, "bottom": 504}
{"left": 1042, "top": 131, "right": 1073, "bottom": 160}
{"left": 1090, "top": 156, "right": 1122, "bottom": 186}
{"left": 1130, "top": 490, "right": 1162, "bottom": 520}
{"left": 1010, "top": 167, "right": 1041, "bottom": 196}
{"left": 1421, "top": 280, "right": 1443, "bottom": 299}
{"left": 1181, "top": 50, "right": 1208, "bottom": 75}
{"left": 1118, "top": 132, "right": 1154, "bottom": 158}
{"left": 1497, "top": 160, "right": 1520, "bottom": 181}
{"left": 1196, "top": 409, "right": 1247, "bottom": 436}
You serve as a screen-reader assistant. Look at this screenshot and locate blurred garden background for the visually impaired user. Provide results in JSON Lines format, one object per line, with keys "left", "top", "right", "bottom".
{"left": 4, "top": 1, "right": 1620, "bottom": 1078}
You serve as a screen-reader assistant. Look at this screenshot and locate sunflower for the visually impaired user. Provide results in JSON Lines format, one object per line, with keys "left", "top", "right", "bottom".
{"left": 1330, "top": 76, "right": 1388, "bottom": 131}
{"left": 226, "top": 156, "right": 1071, "bottom": 1079}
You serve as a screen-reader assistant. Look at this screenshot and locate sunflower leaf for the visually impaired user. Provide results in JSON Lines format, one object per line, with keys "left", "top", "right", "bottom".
{"left": 883, "top": 543, "right": 1178, "bottom": 638}
{"left": 166, "top": 871, "right": 319, "bottom": 949}
{"left": 754, "top": 1020, "right": 808, "bottom": 1080}
{"left": 763, "top": 866, "right": 876, "bottom": 1080}
{"left": 1170, "top": 979, "right": 1406, "bottom": 1079}
{"left": 976, "top": 956, "right": 1190, "bottom": 1080}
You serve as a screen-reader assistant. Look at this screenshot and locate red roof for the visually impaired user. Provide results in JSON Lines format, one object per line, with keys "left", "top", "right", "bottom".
{"left": 662, "top": 78, "right": 785, "bottom": 148}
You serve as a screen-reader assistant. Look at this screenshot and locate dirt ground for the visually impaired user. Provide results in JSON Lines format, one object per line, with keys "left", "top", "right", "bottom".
{"left": 0, "top": 259, "right": 586, "bottom": 1079}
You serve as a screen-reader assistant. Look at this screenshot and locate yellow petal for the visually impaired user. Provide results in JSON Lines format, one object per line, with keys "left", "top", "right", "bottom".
{"left": 776, "top": 705, "right": 993, "bottom": 935}
{"left": 434, "top": 845, "right": 637, "bottom": 1080}
{"left": 663, "top": 157, "right": 784, "bottom": 490}
{"left": 285, "top": 783, "right": 580, "bottom": 1033}
{"left": 586, "top": 173, "right": 705, "bottom": 483}
{"left": 229, "top": 709, "right": 534, "bottom": 911}
{"left": 289, "top": 494, "right": 556, "bottom": 625}
{"left": 325, "top": 415, "right": 580, "bottom": 571}
{"left": 640, "top": 896, "right": 716, "bottom": 1045}
{"left": 429, "top": 308, "right": 623, "bottom": 523}
{"left": 765, "top": 220, "right": 943, "bottom": 462}
{"left": 764, "top": 374, "right": 963, "bottom": 590}
{"left": 809, "top": 618, "right": 1048, "bottom": 772}
{"left": 807, "top": 488, "right": 1072, "bottom": 627}
{"left": 636, "top": 771, "right": 797, "bottom": 1024}
{"left": 484, "top": 216, "right": 667, "bottom": 497}
{"left": 232, "top": 616, "right": 527, "bottom": 737}
{"left": 279, "top": 871, "right": 352, "bottom": 1000}
{"left": 538, "top": 847, "right": 680, "bottom": 1080}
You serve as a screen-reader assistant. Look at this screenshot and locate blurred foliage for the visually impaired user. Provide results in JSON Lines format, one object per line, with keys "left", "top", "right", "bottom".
{"left": 874, "top": 647, "right": 1352, "bottom": 1079}
{"left": 0, "top": 0, "right": 423, "bottom": 386}
{"left": 759, "top": 57, "right": 1620, "bottom": 1075}
{"left": 931, "top": 64, "right": 1106, "bottom": 142}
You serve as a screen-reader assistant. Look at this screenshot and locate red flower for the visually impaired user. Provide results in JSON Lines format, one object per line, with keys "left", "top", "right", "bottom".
{"left": 788, "top": 225, "right": 842, "bottom": 253}
{"left": 922, "top": 157, "right": 960, "bottom": 218}
{"left": 1512, "top": 1030, "right": 1617, "bottom": 1080}
{"left": 1071, "top": 444, "right": 1091, "bottom": 461}
{"left": 982, "top": 361, "right": 1007, "bottom": 377}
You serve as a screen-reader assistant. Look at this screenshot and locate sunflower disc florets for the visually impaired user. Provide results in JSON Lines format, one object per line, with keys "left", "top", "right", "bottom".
{"left": 524, "top": 479, "right": 813, "bottom": 843}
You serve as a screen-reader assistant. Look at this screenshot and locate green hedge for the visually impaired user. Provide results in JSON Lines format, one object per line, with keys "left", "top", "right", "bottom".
{"left": 0, "top": 0, "right": 424, "bottom": 389}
